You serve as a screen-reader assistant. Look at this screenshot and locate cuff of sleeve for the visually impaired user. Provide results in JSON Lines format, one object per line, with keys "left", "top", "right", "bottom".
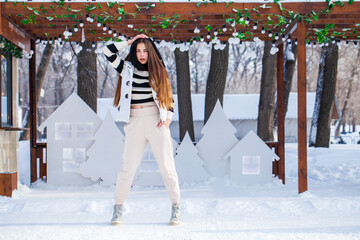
{"left": 114, "top": 41, "right": 129, "bottom": 50}
{"left": 166, "top": 111, "right": 174, "bottom": 121}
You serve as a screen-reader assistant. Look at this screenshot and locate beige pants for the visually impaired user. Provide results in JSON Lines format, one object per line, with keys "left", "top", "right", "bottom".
{"left": 115, "top": 106, "right": 180, "bottom": 204}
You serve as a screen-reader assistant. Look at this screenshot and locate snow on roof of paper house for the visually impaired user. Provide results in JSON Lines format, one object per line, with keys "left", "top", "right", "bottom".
{"left": 97, "top": 92, "right": 316, "bottom": 121}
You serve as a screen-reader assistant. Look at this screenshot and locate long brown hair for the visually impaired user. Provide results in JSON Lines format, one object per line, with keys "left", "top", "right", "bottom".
{"left": 113, "top": 39, "right": 173, "bottom": 110}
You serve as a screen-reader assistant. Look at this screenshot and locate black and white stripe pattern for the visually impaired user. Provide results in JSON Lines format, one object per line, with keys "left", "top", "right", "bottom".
{"left": 131, "top": 69, "right": 155, "bottom": 106}
{"left": 103, "top": 42, "right": 127, "bottom": 75}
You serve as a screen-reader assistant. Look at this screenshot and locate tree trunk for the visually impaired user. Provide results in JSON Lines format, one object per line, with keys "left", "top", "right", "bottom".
{"left": 257, "top": 41, "right": 277, "bottom": 141}
{"left": 335, "top": 81, "right": 353, "bottom": 137}
{"left": 20, "top": 43, "right": 55, "bottom": 140}
{"left": 274, "top": 41, "right": 297, "bottom": 127}
{"left": 174, "top": 49, "right": 195, "bottom": 142}
{"left": 352, "top": 118, "right": 356, "bottom": 133}
{"left": 335, "top": 47, "right": 360, "bottom": 137}
{"left": 309, "top": 43, "right": 338, "bottom": 147}
{"left": 204, "top": 43, "right": 229, "bottom": 124}
{"left": 77, "top": 42, "right": 97, "bottom": 112}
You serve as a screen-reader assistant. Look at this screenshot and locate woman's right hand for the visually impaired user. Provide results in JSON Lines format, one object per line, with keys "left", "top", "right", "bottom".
{"left": 127, "top": 34, "right": 149, "bottom": 45}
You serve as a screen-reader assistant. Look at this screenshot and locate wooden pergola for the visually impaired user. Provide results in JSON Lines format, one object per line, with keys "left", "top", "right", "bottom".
{"left": 1, "top": 1, "right": 359, "bottom": 193}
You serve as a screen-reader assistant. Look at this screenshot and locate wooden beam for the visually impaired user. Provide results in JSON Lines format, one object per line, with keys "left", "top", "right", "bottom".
{"left": 297, "top": 20, "right": 308, "bottom": 194}
{"left": 276, "top": 43, "right": 285, "bottom": 184}
{"left": 4, "top": 2, "right": 360, "bottom": 17}
{"left": 0, "top": 6, "right": 31, "bottom": 52}
{"left": 29, "top": 39, "right": 37, "bottom": 184}
{"left": 275, "top": 18, "right": 298, "bottom": 47}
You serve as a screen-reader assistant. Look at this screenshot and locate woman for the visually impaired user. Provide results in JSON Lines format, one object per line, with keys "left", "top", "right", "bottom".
{"left": 103, "top": 34, "right": 181, "bottom": 226}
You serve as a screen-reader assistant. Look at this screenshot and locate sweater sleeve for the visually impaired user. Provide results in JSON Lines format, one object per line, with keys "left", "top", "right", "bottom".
{"left": 102, "top": 41, "right": 129, "bottom": 75}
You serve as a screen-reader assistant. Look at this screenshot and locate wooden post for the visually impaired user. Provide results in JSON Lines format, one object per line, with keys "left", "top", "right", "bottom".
{"left": 276, "top": 43, "right": 285, "bottom": 184}
{"left": 0, "top": 172, "right": 18, "bottom": 197}
{"left": 29, "top": 39, "right": 37, "bottom": 183}
{"left": 297, "top": 21, "right": 308, "bottom": 193}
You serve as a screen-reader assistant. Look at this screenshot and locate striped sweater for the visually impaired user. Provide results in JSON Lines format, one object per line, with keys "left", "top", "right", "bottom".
{"left": 103, "top": 41, "right": 155, "bottom": 106}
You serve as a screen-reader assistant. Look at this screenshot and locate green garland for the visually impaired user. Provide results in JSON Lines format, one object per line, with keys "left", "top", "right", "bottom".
{"left": 0, "top": 36, "right": 23, "bottom": 59}
{"left": 2, "top": 0, "right": 359, "bottom": 57}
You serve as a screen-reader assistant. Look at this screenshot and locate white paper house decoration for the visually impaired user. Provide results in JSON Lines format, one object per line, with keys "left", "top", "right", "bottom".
{"left": 196, "top": 100, "right": 238, "bottom": 177}
{"left": 224, "top": 130, "right": 279, "bottom": 185}
{"left": 175, "top": 132, "right": 209, "bottom": 184}
{"left": 38, "top": 93, "right": 102, "bottom": 186}
{"left": 79, "top": 111, "right": 124, "bottom": 186}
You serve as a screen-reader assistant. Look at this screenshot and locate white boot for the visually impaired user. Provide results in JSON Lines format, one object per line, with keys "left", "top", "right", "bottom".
{"left": 169, "top": 203, "right": 180, "bottom": 226}
{"left": 111, "top": 204, "right": 123, "bottom": 225}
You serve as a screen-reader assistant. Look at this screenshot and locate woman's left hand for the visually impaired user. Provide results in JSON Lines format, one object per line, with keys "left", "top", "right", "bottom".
{"left": 157, "top": 118, "right": 171, "bottom": 128}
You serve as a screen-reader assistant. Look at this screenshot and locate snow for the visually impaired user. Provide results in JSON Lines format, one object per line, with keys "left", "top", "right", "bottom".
{"left": 1, "top": 143, "right": 360, "bottom": 239}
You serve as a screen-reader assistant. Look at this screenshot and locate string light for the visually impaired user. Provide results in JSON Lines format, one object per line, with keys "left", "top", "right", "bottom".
{"left": 261, "top": 27, "right": 265, "bottom": 34}
{"left": 275, "top": 33, "right": 279, "bottom": 40}
{"left": 253, "top": 23, "right": 258, "bottom": 30}
{"left": 80, "top": 20, "right": 84, "bottom": 28}
{"left": 108, "top": 27, "right": 112, "bottom": 34}
{"left": 103, "top": 23, "right": 107, "bottom": 31}
{"left": 92, "top": 41, "right": 96, "bottom": 48}
{"left": 268, "top": 30, "right": 273, "bottom": 37}
{"left": 354, "top": 41, "right": 358, "bottom": 48}
{"left": 74, "top": 25, "right": 79, "bottom": 32}
{"left": 312, "top": 42, "right": 317, "bottom": 48}
{"left": 86, "top": 14, "right": 92, "bottom": 22}
{"left": 222, "top": 24, "right": 227, "bottom": 32}
{"left": 113, "top": 30, "right": 117, "bottom": 37}
{"left": 245, "top": 17, "right": 250, "bottom": 25}
{"left": 295, "top": 38, "right": 298, "bottom": 45}
{"left": 336, "top": 39, "right": 340, "bottom": 46}
{"left": 207, "top": 32, "right": 211, "bottom": 39}
{"left": 287, "top": 35, "right": 291, "bottom": 43}
{"left": 97, "top": 21, "right": 101, "bottom": 27}
{"left": 281, "top": 34, "right": 286, "bottom": 42}
{"left": 345, "top": 40, "right": 349, "bottom": 47}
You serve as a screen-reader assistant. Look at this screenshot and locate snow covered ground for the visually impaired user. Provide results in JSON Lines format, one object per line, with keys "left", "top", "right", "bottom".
{"left": 1, "top": 143, "right": 360, "bottom": 240}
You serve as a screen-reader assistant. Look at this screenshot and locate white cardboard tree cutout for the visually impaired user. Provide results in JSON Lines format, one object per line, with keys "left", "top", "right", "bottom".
{"left": 175, "top": 132, "right": 209, "bottom": 184}
{"left": 224, "top": 130, "right": 279, "bottom": 184}
{"left": 38, "top": 93, "right": 102, "bottom": 186}
{"left": 79, "top": 111, "right": 124, "bottom": 186}
{"left": 196, "top": 100, "right": 239, "bottom": 177}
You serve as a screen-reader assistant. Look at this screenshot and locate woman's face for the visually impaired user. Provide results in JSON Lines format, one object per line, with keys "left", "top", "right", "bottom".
{"left": 136, "top": 42, "right": 148, "bottom": 64}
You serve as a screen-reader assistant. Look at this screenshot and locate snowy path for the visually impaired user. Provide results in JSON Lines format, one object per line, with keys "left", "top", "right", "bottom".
{"left": 1, "top": 144, "right": 360, "bottom": 239}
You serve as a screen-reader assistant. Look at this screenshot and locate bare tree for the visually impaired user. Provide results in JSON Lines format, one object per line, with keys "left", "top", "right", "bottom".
{"left": 175, "top": 49, "right": 195, "bottom": 141}
{"left": 335, "top": 46, "right": 360, "bottom": 136}
{"left": 204, "top": 43, "right": 229, "bottom": 124}
{"left": 257, "top": 41, "right": 277, "bottom": 141}
{"left": 76, "top": 42, "right": 97, "bottom": 112}
{"left": 20, "top": 43, "right": 55, "bottom": 140}
{"left": 309, "top": 43, "right": 338, "bottom": 147}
